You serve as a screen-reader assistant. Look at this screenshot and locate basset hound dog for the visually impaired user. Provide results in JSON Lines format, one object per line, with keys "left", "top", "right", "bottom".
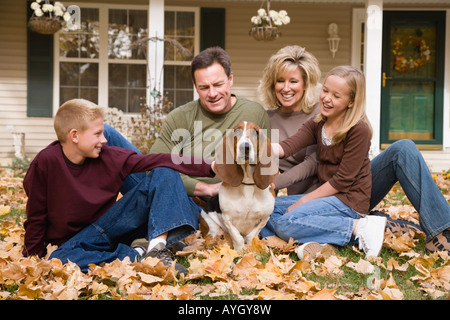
{"left": 200, "top": 121, "right": 279, "bottom": 250}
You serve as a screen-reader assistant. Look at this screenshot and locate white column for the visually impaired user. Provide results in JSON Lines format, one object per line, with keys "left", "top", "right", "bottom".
{"left": 98, "top": 6, "right": 109, "bottom": 108}
{"left": 364, "top": 0, "right": 383, "bottom": 157}
{"left": 148, "top": 0, "right": 165, "bottom": 107}
{"left": 443, "top": 9, "right": 450, "bottom": 149}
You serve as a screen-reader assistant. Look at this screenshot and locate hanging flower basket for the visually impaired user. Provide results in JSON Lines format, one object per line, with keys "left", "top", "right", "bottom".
{"left": 28, "top": 16, "right": 62, "bottom": 34}
{"left": 249, "top": 0, "right": 290, "bottom": 41}
{"left": 28, "top": 1, "right": 71, "bottom": 35}
{"left": 249, "top": 26, "right": 280, "bottom": 41}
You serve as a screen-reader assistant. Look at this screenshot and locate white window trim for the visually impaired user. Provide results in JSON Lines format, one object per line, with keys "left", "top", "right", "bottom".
{"left": 164, "top": 6, "right": 200, "bottom": 101}
{"left": 351, "top": 8, "right": 366, "bottom": 72}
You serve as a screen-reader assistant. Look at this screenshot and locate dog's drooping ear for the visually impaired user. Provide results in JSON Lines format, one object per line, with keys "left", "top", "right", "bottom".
{"left": 214, "top": 128, "right": 244, "bottom": 187}
{"left": 253, "top": 129, "right": 279, "bottom": 189}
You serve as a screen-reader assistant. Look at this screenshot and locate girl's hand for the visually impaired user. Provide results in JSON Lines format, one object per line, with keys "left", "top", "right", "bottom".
{"left": 271, "top": 143, "right": 285, "bottom": 158}
{"left": 285, "top": 182, "right": 339, "bottom": 214}
{"left": 285, "top": 197, "right": 307, "bottom": 213}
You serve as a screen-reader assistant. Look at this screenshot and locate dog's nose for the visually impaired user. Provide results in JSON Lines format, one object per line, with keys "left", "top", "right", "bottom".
{"left": 239, "top": 142, "right": 251, "bottom": 157}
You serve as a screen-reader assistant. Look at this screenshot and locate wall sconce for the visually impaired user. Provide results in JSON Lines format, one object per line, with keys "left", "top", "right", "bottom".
{"left": 327, "top": 23, "right": 340, "bottom": 59}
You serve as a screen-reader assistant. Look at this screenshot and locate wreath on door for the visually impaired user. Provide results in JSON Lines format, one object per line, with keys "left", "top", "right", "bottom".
{"left": 392, "top": 37, "right": 431, "bottom": 72}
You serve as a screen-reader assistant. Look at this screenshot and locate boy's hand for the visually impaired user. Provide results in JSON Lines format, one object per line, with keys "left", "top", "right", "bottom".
{"left": 211, "top": 160, "right": 217, "bottom": 175}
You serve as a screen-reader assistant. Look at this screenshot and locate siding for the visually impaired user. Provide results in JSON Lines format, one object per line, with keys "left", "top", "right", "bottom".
{"left": 0, "top": 0, "right": 55, "bottom": 162}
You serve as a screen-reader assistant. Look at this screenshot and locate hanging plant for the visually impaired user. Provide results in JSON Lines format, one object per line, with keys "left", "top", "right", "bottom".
{"left": 249, "top": 1, "right": 290, "bottom": 41}
{"left": 392, "top": 37, "right": 431, "bottom": 73}
{"left": 28, "top": 1, "right": 71, "bottom": 35}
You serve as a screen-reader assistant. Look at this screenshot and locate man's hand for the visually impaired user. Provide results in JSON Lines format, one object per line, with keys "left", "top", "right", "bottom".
{"left": 193, "top": 181, "right": 221, "bottom": 197}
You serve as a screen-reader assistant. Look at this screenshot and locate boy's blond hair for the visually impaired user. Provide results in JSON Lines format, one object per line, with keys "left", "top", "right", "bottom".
{"left": 54, "top": 99, "right": 104, "bottom": 142}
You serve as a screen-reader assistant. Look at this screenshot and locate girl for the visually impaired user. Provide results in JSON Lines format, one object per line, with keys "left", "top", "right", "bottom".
{"left": 271, "top": 65, "right": 387, "bottom": 258}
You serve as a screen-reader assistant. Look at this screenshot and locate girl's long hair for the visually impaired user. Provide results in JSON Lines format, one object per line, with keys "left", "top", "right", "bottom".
{"left": 315, "top": 65, "right": 372, "bottom": 144}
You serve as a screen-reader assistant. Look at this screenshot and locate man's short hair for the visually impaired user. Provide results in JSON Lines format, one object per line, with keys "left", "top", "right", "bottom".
{"left": 191, "top": 46, "right": 232, "bottom": 84}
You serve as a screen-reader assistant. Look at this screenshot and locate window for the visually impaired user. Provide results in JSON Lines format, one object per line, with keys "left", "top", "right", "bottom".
{"left": 164, "top": 8, "right": 199, "bottom": 108}
{"left": 56, "top": 5, "right": 198, "bottom": 113}
{"left": 58, "top": 8, "right": 99, "bottom": 104}
{"left": 108, "top": 9, "right": 147, "bottom": 112}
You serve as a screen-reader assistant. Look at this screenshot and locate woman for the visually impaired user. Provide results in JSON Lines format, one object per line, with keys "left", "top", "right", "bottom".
{"left": 259, "top": 45, "right": 450, "bottom": 255}
{"left": 258, "top": 45, "right": 321, "bottom": 195}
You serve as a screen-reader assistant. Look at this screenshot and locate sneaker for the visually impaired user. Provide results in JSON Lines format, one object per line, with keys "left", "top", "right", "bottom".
{"left": 371, "top": 211, "right": 422, "bottom": 234}
{"left": 167, "top": 240, "right": 188, "bottom": 253}
{"left": 386, "top": 219, "right": 422, "bottom": 234}
{"left": 145, "top": 242, "right": 188, "bottom": 274}
{"left": 130, "top": 238, "right": 149, "bottom": 256}
{"left": 355, "top": 216, "right": 387, "bottom": 257}
{"left": 425, "top": 229, "right": 450, "bottom": 253}
{"left": 296, "top": 242, "right": 335, "bottom": 260}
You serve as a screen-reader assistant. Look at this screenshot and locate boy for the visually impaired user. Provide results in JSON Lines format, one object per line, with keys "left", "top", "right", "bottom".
{"left": 22, "top": 99, "right": 215, "bottom": 273}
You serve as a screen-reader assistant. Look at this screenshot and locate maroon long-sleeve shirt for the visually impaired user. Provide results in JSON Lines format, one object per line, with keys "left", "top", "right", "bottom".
{"left": 22, "top": 141, "right": 214, "bottom": 257}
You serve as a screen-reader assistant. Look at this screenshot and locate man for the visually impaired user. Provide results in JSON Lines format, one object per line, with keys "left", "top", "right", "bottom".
{"left": 149, "top": 46, "right": 271, "bottom": 198}
{"left": 107, "top": 47, "right": 270, "bottom": 198}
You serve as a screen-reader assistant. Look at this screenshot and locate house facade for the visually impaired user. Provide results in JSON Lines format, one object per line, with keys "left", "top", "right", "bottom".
{"left": 1, "top": 0, "right": 450, "bottom": 171}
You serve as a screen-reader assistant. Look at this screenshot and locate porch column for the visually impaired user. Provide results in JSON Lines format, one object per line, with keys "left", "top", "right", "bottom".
{"left": 148, "top": 0, "right": 165, "bottom": 107}
{"left": 364, "top": 0, "right": 383, "bottom": 157}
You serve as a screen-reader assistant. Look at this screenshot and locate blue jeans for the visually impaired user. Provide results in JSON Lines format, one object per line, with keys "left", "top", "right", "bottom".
{"left": 261, "top": 139, "right": 450, "bottom": 243}
{"left": 261, "top": 195, "right": 360, "bottom": 246}
{"left": 104, "top": 125, "right": 450, "bottom": 243}
{"left": 370, "top": 139, "right": 450, "bottom": 241}
{"left": 49, "top": 167, "right": 201, "bottom": 272}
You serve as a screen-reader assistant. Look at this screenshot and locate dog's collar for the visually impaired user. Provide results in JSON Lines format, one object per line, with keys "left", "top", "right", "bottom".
{"left": 241, "top": 182, "right": 256, "bottom": 186}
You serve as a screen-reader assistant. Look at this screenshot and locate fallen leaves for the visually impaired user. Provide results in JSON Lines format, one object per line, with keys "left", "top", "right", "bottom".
{"left": 1, "top": 168, "right": 449, "bottom": 300}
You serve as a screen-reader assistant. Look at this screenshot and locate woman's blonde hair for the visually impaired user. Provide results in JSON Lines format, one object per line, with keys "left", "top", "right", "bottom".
{"left": 258, "top": 45, "right": 321, "bottom": 114}
{"left": 54, "top": 99, "right": 104, "bottom": 142}
{"left": 315, "top": 65, "right": 372, "bottom": 144}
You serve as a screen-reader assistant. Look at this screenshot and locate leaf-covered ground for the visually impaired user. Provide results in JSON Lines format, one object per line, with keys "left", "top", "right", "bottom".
{"left": 1, "top": 167, "right": 449, "bottom": 300}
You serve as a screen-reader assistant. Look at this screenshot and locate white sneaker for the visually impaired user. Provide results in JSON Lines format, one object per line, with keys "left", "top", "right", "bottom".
{"left": 355, "top": 216, "right": 387, "bottom": 257}
{"left": 296, "top": 242, "right": 335, "bottom": 260}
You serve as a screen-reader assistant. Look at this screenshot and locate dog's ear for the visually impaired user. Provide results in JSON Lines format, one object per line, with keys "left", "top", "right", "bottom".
{"left": 253, "top": 129, "right": 279, "bottom": 189}
{"left": 214, "top": 128, "right": 244, "bottom": 187}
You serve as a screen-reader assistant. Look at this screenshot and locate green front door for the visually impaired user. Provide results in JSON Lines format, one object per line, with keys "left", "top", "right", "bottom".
{"left": 381, "top": 11, "right": 445, "bottom": 149}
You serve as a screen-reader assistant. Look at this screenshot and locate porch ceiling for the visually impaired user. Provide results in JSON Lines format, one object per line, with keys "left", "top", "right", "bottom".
{"left": 209, "top": 0, "right": 450, "bottom": 4}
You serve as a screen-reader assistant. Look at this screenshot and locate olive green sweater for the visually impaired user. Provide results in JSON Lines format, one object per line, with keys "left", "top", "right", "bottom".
{"left": 150, "top": 95, "right": 271, "bottom": 195}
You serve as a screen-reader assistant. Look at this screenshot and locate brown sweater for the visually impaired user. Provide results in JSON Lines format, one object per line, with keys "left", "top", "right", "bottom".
{"left": 279, "top": 118, "right": 372, "bottom": 214}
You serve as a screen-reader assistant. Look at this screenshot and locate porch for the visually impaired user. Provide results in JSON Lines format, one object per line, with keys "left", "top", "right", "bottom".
{"left": 0, "top": 0, "right": 449, "bottom": 171}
